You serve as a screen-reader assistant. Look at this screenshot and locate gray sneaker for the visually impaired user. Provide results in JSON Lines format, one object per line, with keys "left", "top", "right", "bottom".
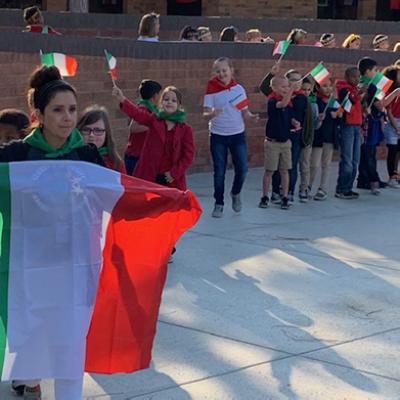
{"left": 271, "top": 192, "right": 281, "bottom": 204}
{"left": 212, "top": 204, "right": 223, "bottom": 218}
{"left": 314, "top": 188, "right": 327, "bottom": 201}
{"left": 231, "top": 193, "right": 242, "bottom": 212}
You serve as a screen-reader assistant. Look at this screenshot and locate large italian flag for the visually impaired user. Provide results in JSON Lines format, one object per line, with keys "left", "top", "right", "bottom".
{"left": 0, "top": 161, "right": 201, "bottom": 380}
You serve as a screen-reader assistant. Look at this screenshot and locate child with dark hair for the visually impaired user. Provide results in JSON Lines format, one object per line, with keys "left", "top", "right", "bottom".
{"left": 310, "top": 79, "right": 341, "bottom": 200}
{"left": 0, "top": 108, "right": 29, "bottom": 145}
{"left": 335, "top": 67, "right": 363, "bottom": 199}
{"left": 357, "top": 57, "right": 385, "bottom": 192}
{"left": 124, "top": 79, "right": 162, "bottom": 175}
{"left": 180, "top": 25, "right": 199, "bottom": 41}
{"left": 77, "top": 105, "right": 126, "bottom": 173}
{"left": 319, "top": 33, "right": 336, "bottom": 48}
{"left": 23, "top": 6, "right": 60, "bottom": 35}
{"left": 373, "top": 34, "right": 390, "bottom": 51}
{"left": 220, "top": 26, "right": 238, "bottom": 42}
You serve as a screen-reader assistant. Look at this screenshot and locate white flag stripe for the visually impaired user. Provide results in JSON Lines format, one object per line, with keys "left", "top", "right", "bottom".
{"left": 2, "top": 161, "right": 123, "bottom": 380}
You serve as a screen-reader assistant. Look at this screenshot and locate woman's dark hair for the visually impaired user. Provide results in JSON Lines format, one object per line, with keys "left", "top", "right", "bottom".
{"left": 382, "top": 65, "right": 400, "bottom": 91}
{"left": 220, "top": 26, "right": 238, "bottom": 42}
{"left": 29, "top": 65, "right": 76, "bottom": 113}
{"left": 139, "top": 79, "right": 162, "bottom": 100}
{"left": 77, "top": 105, "right": 123, "bottom": 170}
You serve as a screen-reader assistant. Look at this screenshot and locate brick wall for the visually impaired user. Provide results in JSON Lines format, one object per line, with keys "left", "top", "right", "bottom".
{"left": 44, "top": 0, "right": 318, "bottom": 18}
{"left": 0, "top": 48, "right": 389, "bottom": 173}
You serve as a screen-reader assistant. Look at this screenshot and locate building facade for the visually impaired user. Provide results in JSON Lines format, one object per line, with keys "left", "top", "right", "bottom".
{"left": 1, "top": 0, "right": 399, "bottom": 20}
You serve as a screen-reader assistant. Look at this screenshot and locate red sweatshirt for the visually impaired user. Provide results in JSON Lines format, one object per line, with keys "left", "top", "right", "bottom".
{"left": 120, "top": 99, "right": 195, "bottom": 191}
{"left": 336, "top": 79, "right": 362, "bottom": 126}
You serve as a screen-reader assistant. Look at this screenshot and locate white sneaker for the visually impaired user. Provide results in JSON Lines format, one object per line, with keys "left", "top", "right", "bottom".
{"left": 212, "top": 204, "right": 223, "bottom": 218}
{"left": 388, "top": 179, "right": 400, "bottom": 188}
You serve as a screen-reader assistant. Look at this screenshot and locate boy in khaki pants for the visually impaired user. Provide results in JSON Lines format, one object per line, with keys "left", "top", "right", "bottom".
{"left": 259, "top": 77, "right": 300, "bottom": 209}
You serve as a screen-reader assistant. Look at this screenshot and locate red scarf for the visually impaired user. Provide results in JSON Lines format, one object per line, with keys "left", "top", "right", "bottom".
{"left": 268, "top": 91, "right": 293, "bottom": 107}
{"left": 206, "top": 76, "right": 238, "bottom": 94}
{"left": 317, "top": 92, "right": 330, "bottom": 102}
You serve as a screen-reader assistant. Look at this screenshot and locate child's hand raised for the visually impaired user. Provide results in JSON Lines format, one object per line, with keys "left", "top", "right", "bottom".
{"left": 271, "top": 61, "right": 281, "bottom": 76}
{"left": 112, "top": 86, "right": 126, "bottom": 103}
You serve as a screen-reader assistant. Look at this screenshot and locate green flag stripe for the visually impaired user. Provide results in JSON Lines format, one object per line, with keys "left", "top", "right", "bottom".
{"left": 0, "top": 163, "right": 11, "bottom": 376}
{"left": 41, "top": 53, "right": 55, "bottom": 66}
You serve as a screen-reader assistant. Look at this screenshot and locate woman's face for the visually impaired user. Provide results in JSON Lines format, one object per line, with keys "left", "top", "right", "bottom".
{"left": 81, "top": 119, "right": 106, "bottom": 148}
{"left": 39, "top": 91, "right": 77, "bottom": 145}
{"left": 214, "top": 61, "right": 233, "bottom": 85}
{"left": 161, "top": 91, "right": 179, "bottom": 114}
{"left": 349, "top": 38, "right": 361, "bottom": 49}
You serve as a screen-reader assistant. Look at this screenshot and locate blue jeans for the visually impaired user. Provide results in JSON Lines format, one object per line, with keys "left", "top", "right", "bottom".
{"left": 210, "top": 132, "right": 248, "bottom": 205}
{"left": 336, "top": 125, "right": 361, "bottom": 193}
{"left": 272, "top": 134, "right": 301, "bottom": 195}
{"left": 124, "top": 155, "right": 139, "bottom": 176}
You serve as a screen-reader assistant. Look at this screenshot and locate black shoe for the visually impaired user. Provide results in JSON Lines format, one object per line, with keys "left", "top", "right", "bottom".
{"left": 281, "top": 197, "right": 290, "bottom": 209}
{"left": 350, "top": 191, "right": 359, "bottom": 198}
{"left": 11, "top": 381, "right": 25, "bottom": 396}
{"left": 335, "top": 192, "right": 354, "bottom": 199}
{"left": 258, "top": 196, "right": 269, "bottom": 208}
{"left": 379, "top": 181, "right": 388, "bottom": 188}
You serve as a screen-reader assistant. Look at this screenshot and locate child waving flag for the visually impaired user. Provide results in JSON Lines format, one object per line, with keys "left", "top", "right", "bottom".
{"left": 272, "top": 40, "right": 290, "bottom": 59}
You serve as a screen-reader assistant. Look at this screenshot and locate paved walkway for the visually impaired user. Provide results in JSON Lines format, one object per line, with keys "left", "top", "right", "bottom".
{"left": 2, "top": 162, "right": 400, "bottom": 399}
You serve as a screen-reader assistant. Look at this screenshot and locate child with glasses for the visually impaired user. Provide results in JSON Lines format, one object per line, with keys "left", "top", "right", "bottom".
{"left": 77, "top": 105, "right": 126, "bottom": 173}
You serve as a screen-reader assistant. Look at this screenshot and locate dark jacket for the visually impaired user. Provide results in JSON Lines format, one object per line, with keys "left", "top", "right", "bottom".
{"left": 0, "top": 141, "right": 104, "bottom": 165}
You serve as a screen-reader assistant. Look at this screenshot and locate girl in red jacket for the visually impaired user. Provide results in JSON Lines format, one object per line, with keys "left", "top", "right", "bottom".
{"left": 113, "top": 85, "right": 195, "bottom": 191}
{"left": 77, "top": 105, "right": 126, "bottom": 173}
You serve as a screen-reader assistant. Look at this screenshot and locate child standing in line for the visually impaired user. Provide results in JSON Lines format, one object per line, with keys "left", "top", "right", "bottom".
{"left": 271, "top": 70, "right": 308, "bottom": 203}
{"left": 357, "top": 57, "right": 383, "bottom": 191}
{"left": 124, "top": 79, "right": 162, "bottom": 175}
{"left": 203, "top": 57, "right": 258, "bottom": 218}
{"left": 259, "top": 76, "right": 298, "bottom": 210}
{"left": 335, "top": 67, "right": 363, "bottom": 199}
{"left": 298, "top": 77, "right": 319, "bottom": 202}
{"left": 0, "top": 108, "right": 30, "bottom": 145}
{"left": 309, "top": 79, "right": 341, "bottom": 200}
{"left": 113, "top": 85, "right": 195, "bottom": 191}
{"left": 383, "top": 65, "right": 400, "bottom": 187}
{"left": 77, "top": 105, "right": 126, "bottom": 173}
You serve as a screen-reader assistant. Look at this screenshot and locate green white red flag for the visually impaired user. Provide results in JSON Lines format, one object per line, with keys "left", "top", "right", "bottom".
{"left": 104, "top": 49, "right": 117, "bottom": 81}
{"left": 0, "top": 161, "right": 201, "bottom": 379}
{"left": 272, "top": 40, "right": 290, "bottom": 57}
{"left": 370, "top": 72, "right": 393, "bottom": 94}
{"left": 309, "top": 63, "right": 330, "bottom": 85}
{"left": 40, "top": 52, "right": 77, "bottom": 77}
{"left": 327, "top": 96, "right": 340, "bottom": 109}
{"left": 342, "top": 93, "right": 352, "bottom": 113}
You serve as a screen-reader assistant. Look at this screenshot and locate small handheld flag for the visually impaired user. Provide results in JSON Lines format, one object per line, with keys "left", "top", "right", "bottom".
{"left": 40, "top": 52, "right": 77, "bottom": 77}
{"left": 272, "top": 40, "right": 290, "bottom": 59}
{"left": 309, "top": 63, "right": 330, "bottom": 85}
{"left": 229, "top": 93, "right": 249, "bottom": 110}
{"left": 327, "top": 96, "right": 340, "bottom": 109}
{"left": 370, "top": 72, "right": 393, "bottom": 94}
{"left": 104, "top": 50, "right": 117, "bottom": 82}
{"left": 342, "top": 93, "right": 352, "bottom": 113}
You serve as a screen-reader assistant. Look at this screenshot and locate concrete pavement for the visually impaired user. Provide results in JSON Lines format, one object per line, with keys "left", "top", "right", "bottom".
{"left": 2, "top": 161, "right": 400, "bottom": 399}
